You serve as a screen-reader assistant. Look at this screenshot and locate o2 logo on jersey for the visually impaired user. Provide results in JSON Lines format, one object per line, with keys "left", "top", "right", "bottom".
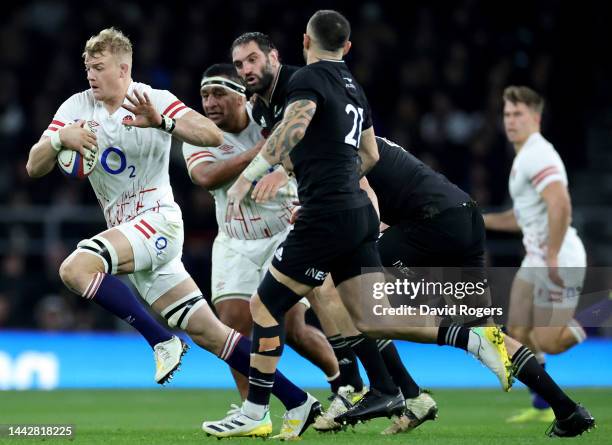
{"left": 155, "top": 236, "right": 168, "bottom": 256}
{"left": 101, "top": 147, "right": 136, "bottom": 178}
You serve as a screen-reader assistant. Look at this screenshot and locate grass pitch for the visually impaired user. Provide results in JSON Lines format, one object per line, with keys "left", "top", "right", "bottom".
{"left": 0, "top": 388, "right": 608, "bottom": 444}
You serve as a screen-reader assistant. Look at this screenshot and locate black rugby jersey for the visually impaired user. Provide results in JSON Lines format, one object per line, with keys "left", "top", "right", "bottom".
{"left": 251, "top": 65, "right": 300, "bottom": 137}
{"left": 285, "top": 59, "right": 372, "bottom": 212}
{"left": 367, "top": 137, "right": 471, "bottom": 224}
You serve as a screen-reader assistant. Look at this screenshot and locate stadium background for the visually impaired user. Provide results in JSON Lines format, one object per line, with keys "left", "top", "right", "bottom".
{"left": 1, "top": 0, "right": 611, "bottom": 391}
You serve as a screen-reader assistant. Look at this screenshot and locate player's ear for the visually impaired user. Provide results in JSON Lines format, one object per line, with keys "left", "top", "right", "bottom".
{"left": 269, "top": 48, "right": 280, "bottom": 66}
{"left": 119, "top": 62, "right": 130, "bottom": 78}
{"left": 343, "top": 40, "right": 352, "bottom": 56}
{"left": 303, "top": 33, "right": 310, "bottom": 50}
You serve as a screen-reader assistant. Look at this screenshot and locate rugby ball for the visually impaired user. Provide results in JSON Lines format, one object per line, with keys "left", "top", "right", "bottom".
{"left": 57, "top": 122, "right": 98, "bottom": 179}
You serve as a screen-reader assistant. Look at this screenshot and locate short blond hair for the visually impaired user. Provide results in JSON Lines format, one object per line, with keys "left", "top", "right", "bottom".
{"left": 503, "top": 86, "right": 544, "bottom": 114}
{"left": 83, "top": 27, "right": 132, "bottom": 62}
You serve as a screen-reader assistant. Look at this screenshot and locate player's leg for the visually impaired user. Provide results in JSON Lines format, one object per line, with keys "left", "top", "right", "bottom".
{"left": 312, "top": 284, "right": 434, "bottom": 435}
{"left": 216, "top": 207, "right": 379, "bottom": 437}
{"left": 218, "top": 268, "right": 317, "bottom": 438}
{"left": 307, "top": 286, "right": 364, "bottom": 393}
{"left": 325, "top": 220, "right": 406, "bottom": 426}
{"left": 531, "top": 318, "right": 585, "bottom": 354}
{"left": 504, "top": 267, "right": 556, "bottom": 420}
{"left": 317, "top": 275, "right": 396, "bottom": 397}
{"left": 146, "top": 271, "right": 319, "bottom": 438}
{"left": 153, "top": 277, "right": 311, "bottom": 406}
{"left": 210, "top": 233, "right": 258, "bottom": 400}
{"left": 309, "top": 284, "right": 373, "bottom": 432}
{"left": 530, "top": 254, "right": 588, "bottom": 354}
{"left": 503, "top": 335, "right": 594, "bottom": 435}
{"left": 256, "top": 229, "right": 342, "bottom": 394}
{"left": 215, "top": 298, "right": 252, "bottom": 399}
{"left": 243, "top": 267, "right": 312, "bottom": 417}
{"left": 58, "top": 224, "right": 180, "bottom": 384}
{"left": 342, "top": 223, "right": 512, "bottom": 392}
{"left": 507, "top": 272, "right": 537, "bottom": 350}
{"left": 284, "top": 301, "right": 340, "bottom": 392}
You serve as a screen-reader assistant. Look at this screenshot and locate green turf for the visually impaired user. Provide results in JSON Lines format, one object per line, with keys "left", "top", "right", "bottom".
{"left": 0, "top": 388, "right": 607, "bottom": 444}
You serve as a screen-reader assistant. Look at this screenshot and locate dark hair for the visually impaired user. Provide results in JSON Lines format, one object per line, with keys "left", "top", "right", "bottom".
{"left": 503, "top": 85, "right": 545, "bottom": 114}
{"left": 202, "top": 63, "right": 243, "bottom": 85}
{"left": 308, "top": 10, "right": 351, "bottom": 51}
{"left": 231, "top": 32, "right": 276, "bottom": 55}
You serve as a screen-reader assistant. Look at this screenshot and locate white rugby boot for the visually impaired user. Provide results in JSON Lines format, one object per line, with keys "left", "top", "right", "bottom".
{"left": 468, "top": 326, "right": 513, "bottom": 391}
{"left": 202, "top": 410, "right": 272, "bottom": 438}
{"left": 273, "top": 393, "right": 322, "bottom": 439}
{"left": 154, "top": 335, "right": 189, "bottom": 384}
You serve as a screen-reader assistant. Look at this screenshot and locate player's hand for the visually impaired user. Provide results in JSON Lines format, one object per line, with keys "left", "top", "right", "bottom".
{"left": 251, "top": 169, "right": 289, "bottom": 203}
{"left": 122, "top": 90, "right": 162, "bottom": 128}
{"left": 58, "top": 119, "right": 97, "bottom": 159}
{"left": 547, "top": 254, "right": 565, "bottom": 287}
{"left": 226, "top": 175, "right": 253, "bottom": 221}
{"left": 289, "top": 201, "right": 301, "bottom": 224}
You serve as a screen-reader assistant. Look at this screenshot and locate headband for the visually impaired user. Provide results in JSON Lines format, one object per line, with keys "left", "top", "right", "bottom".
{"left": 200, "top": 76, "right": 246, "bottom": 97}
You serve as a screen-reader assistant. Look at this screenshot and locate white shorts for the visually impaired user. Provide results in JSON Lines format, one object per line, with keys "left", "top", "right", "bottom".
{"left": 115, "top": 211, "right": 190, "bottom": 305}
{"left": 211, "top": 229, "right": 310, "bottom": 308}
{"left": 517, "top": 232, "right": 586, "bottom": 309}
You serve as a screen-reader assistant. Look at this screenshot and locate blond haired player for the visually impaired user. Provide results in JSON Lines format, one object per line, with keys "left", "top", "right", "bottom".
{"left": 26, "top": 29, "right": 321, "bottom": 438}
{"left": 485, "top": 86, "right": 587, "bottom": 422}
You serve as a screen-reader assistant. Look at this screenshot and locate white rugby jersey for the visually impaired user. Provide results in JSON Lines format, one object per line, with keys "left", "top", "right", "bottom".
{"left": 183, "top": 105, "right": 297, "bottom": 240}
{"left": 509, "top": 132, "right": 578, "bottom": 250}
{"left": 43, "top": 81, "right": 190, "bottom": 227}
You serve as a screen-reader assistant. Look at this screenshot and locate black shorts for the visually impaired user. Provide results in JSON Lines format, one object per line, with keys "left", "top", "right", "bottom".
{"left": 378, "top": 203, "right": 486, "bottom": 282}
{"left": 272, "top": 204, "right": 382, "bottom": 287}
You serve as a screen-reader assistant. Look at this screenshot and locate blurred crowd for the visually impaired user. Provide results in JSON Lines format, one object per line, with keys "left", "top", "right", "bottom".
{"left": 1, "top": 0, "right": 611, "bottom": 331}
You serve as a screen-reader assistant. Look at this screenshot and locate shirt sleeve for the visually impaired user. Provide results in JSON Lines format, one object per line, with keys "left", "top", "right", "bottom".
{"left": 286, "top": 67, "right": 323, "bottom": 105}
{"left": 182, "top": 142, "right": 218, "bottom": 178}
{"left": 148, "top": 88, "right": 192, "bottom": 119}
{"left": 41, "top": 94, "right": 82, "bottom": 138}
{"left": 520, "top": 147, "right": 565, "bottom": 193}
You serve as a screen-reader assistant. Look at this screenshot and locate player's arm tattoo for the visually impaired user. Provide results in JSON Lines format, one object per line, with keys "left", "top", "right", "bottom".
{"left": 261, "top": 100, "right": 316, "bottom": 165}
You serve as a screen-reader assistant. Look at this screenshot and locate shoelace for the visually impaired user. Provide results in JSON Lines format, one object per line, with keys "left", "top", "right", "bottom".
{"left": 545, "top": 420, "right": 556, "bottom": 437}
{"left": 226, "top": 404, "right": 241, "bottom": 416}
{"left": 279, "top": 411, "right": 297, "bottom": 434}
{"left": 155, "top": 346, "right": 172, "bottom": 362}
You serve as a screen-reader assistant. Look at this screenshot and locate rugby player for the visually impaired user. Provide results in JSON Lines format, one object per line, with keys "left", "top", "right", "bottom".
{"left": 485, "top": 86, "right": 589, "bottom": 425}
{"left": 202, "top": 11, "right": 512, "bottom": 438}
{"left": 26, "top": 27, "right": 320, "bottom": 439}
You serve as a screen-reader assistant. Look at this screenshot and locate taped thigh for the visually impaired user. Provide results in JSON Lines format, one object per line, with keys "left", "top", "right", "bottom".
{"left": 76, "top": 236, "right": 119, "bottom": 274}
{"left": 160, "top": 290, "right": 208, "bottom": 329}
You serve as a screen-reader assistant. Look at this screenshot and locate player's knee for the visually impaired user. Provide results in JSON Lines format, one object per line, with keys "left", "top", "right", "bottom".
{"left": 217, "top": 303, "right": 252, "bottom": 336}
{"left": 255, "top": 272, "right": 304, "bottom": 324}
{"left": 59, "top": 255, "right": 87, "bottom": 292}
